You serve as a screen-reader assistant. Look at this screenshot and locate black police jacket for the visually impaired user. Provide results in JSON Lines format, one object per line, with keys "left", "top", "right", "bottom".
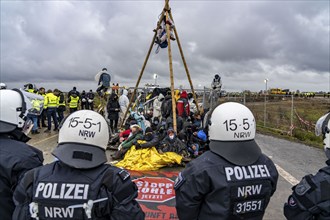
{"left": 284, "top": 160, "right": 330, "bottom": 220}
{"left": 175, "top": 150, "right": 278, "bottom": 220}
{"left": 12, "top": 161, "right": 145, "bottom": 220}
{"left": 0, "top": 136, "right": 44, "bottom": 220}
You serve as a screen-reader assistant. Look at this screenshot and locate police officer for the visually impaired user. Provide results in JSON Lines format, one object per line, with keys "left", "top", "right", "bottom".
{"left": 86, "top": 89, "right": 95, "bottom": 110}
{"left": 284, "top": 112, "right": 330, "bottom": 219}
{"left": 57, "top": 90, "right": 66, "bottom": 123}
{"left": 44, "top": 89, "right": 59, "bottom": 132}
{"left": 175, "top": 102, "right": 278, "bottom": 220}
{"left": 68, "top": 92, "right": 80, "bottom": 113}
{"left": 13, "top": 110, "right": 145, "bottom": 220}
{"left": 24, "top": 83, "right": 36, "bottom": 93}
{"left": 0, "top": 89, "right": 44, "bottom": 220}
{"left": 81, "top": 90, "right": 87, "bottom": 110}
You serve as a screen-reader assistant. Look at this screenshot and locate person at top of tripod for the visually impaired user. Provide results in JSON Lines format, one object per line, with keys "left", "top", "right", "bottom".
{"left": 96, "top": 68, "right": 111, "bottom": 97}
{"left": 211, "top": 74, "right": 222, "bottom": 91}
{"left": 155, "top": 16, "right": 175, "bottom": 53}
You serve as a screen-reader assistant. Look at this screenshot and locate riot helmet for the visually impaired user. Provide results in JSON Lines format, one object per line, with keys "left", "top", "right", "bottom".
{"left": 0, "top": 82, "right": 7, "bottom": 89}
{"left": 315, "top": 112, "right": 330, "bottom": 159}
{"left": 208, "top": 102, "right": 261, "bottom": 166}
{"left": 0, "top": 89, "right": 44, "bottom": 134}
{"left": 53, "top": 110, "right": 109, "bottom": 169}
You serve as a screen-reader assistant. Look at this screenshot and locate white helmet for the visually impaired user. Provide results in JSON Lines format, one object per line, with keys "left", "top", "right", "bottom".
{"left": 0, "top": 89, "right": 31, "bottom": 133}
{"left": 315, "top": 112, "right": 330, "bottom": 159}
{"left": 208, "top": 102, "right": 261, "bottom": 166}
{"left": 53, "top": 110, "right": 109, "bottom": 169}
{"left": 0, "top": 82, "right": 7, "bottom": 89}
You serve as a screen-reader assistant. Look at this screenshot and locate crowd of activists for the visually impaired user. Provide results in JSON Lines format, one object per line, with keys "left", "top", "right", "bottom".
{"left": 8, "top": 81, "right": 212, "bottom": 163}
{"left": 0, "top": 69, "right": 329, "bottom": 220}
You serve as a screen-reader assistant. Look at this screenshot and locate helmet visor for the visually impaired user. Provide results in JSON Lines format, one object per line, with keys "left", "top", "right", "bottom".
{"left": 315, "top": 113, "right": 330, "bottom": 136}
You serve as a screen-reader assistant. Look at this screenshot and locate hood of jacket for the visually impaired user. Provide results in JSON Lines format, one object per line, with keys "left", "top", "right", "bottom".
{"left": 180, "top": 90, "right": 188, "bottom": 99}
{"left": 158, "top": 93, "right": 165, "bottom": 101}
{"left": 123, "top": 89, "right": 128, "bottom": 96}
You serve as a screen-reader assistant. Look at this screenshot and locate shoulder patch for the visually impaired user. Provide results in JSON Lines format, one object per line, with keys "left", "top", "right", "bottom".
{"left": 118, "top": 169, "right": 130, "bottom": 181}
{"left": 174, "top": 172, "right": 185, "bottom": 190}
{"left": 295, "top": 178, "right": 311, "bottom": 196}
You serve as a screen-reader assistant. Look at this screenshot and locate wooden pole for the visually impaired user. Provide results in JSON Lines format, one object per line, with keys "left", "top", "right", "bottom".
{"left": 120, "top": 8, "right": 167, "bottom": 128}
{"left": 169, "top": 11, "right": 200, "bottom": 114}
{"left": 165, "top": 8, "right": 177, "bottom": 132}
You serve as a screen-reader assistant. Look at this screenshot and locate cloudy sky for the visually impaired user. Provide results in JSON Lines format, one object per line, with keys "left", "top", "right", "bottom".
{"left": 1, "top": 0, "right": 329, "bottom": 92}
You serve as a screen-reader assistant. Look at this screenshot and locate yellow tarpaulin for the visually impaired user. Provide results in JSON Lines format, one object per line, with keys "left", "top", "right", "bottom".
{"left": 115, "top": 142, "right": 182, "bottom": 171}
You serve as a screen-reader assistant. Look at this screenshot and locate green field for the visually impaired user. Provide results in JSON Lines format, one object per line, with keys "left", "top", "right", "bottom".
{"left": 244, "top": 97, "right": 330, "bottom": 148}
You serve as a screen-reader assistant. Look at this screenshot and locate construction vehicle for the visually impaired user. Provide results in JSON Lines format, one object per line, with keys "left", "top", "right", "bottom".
{"left": 270, "top": 88, "right": 291, "bottom": 95}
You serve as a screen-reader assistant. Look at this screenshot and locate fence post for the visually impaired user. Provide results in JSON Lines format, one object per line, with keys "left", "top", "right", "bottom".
{"left": 243, "top": 93, "right": 246, "bottom": 105}
{"left": 264, "top": 93, "right": 267, "bottom": 127}
{"left": 290, "top": 94, "right": 294, "bottom": 136}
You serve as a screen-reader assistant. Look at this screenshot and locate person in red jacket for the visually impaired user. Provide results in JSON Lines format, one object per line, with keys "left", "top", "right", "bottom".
{"left": 176, "top": 90, "right": 190, "bottom": 120}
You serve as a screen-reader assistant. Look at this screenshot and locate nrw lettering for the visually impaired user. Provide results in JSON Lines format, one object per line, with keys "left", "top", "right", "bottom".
{"left": 234, "top": 131, "right": 251, "bottom": 139}
{"left": 78, "top": 130, "right": 96, "bottom": 138}
{"left": 45, "top": 206, "right": 74, "bottom": 218}
{"left": 238, "top": 184, "right": 262, "bottom": 198}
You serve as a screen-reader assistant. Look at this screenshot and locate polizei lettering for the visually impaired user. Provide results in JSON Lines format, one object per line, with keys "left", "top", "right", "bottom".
{"left": 225, "top": 165, "right": 271, "bottom": 181}
{"left": 78, "top": 130, "right": 96, "bottom": 138}
{"left": 35, "top": 183, "right": 89, "bottom": 200}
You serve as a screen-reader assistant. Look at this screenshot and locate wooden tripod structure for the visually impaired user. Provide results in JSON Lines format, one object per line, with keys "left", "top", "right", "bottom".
{"left": 120, "top": 0, "right": 200, "bottom": 132}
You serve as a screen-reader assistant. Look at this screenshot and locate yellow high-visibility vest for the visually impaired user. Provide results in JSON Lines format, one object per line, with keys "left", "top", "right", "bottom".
{"left": 69, "top": 96, "right": 79, "bottom": 108}
{"left": 44, "top": 93, "right": 58, "bottom": 108}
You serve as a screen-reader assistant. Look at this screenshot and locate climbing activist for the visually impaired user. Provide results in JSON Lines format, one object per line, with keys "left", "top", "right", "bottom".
{"left": 96, "top": 68, "right": 111, "bottom": 97}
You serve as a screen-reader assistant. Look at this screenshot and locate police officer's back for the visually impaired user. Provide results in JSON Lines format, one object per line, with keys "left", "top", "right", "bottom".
{"left": 175, "top": 102, "right": 278, "bottom": 220}
{"left": 284, "top": 113, "right": 330, "bottom": 219}
{"left": 0, "top": 89, "right": 44, "bottom": 220}
{"left": 12, "top": 110, "right": 145, "bottom": 220}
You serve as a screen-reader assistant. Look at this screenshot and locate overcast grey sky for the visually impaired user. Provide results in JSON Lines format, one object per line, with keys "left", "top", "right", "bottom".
{"left": 1, "top": 0, "right": 329, "bottom": 92}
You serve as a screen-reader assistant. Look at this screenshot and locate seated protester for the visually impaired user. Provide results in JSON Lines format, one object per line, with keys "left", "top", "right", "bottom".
{"left": 151, "top": 117, "right": 160, "bottom": 131}
{"left": 161, "top": 91, "right": 173, "bottom": 119}
{"left": 119, "top": 123, "right": 132, "bottom": 142}
{"left": 157, "top": 124, "right": 167, "bottom": 143}
{"left": 188, "top": 92, "right": 198, "bottom": 116}
{"left": 131, "top": 111, "right": 146, "bottom": 133}
{"left": 112, "top": 124, "right": 143, "bottom": 160}
{"left": 166, "top": 115, "right": 184, "bottom": 132}
{"left": 178, "top": 122, "right": 194, "bottom": 144}
{"left": 144, "top": 114, "right": 152, "bottom": 130}
{"left": 187, "top": 129, "right": 208, "bottom": 157}
{"left": 176, "top": 90, "right": 190, "bottom": 120}
{"left": 193, "top": 113, "right": 203, "bottom": 129}
{"left": 159, "top": 128, "right": 190, "bottom": 159}
{"left": 187, "top": 143, "right": 199, "bottom": 158}
{"left": 135, "top": 127, "right": 160, "bottom": 149}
